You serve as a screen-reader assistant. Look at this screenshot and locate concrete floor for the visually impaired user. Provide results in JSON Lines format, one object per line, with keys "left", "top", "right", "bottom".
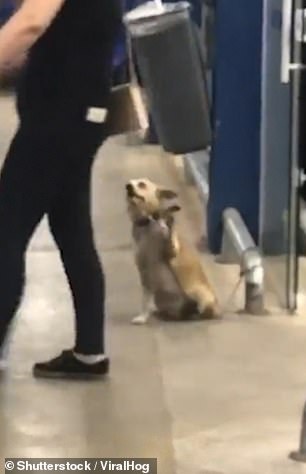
{"left": 1, "top": 95, "right": 306, "bottom": 473}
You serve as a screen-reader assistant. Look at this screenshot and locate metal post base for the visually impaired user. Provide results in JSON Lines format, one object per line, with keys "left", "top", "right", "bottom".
{"left": 289, "top": 402, "right": 306, "bottom": 463}
{"left": 289, "top": 452, "right": 306, "bottom": 463}
{"left": 240, "top": 247, "right": 267, "bottom": 316}
{"left": 243, "top": 282, "right": 266, "bottom": 315}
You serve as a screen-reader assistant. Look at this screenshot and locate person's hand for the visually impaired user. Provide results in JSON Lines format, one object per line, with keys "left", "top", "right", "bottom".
{"left": 0, "top": 54, "right": 27, "bottom": 82}
{"left": 0, "top": 52, "right": 27, "bottom": 79}
{"left": 3, "top": 51, "right": 27, "bottom": 71}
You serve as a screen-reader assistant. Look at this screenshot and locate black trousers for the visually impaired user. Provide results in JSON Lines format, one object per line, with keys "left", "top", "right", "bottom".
{"left": 0, "top": 117, "right": 106, "bottom": 355}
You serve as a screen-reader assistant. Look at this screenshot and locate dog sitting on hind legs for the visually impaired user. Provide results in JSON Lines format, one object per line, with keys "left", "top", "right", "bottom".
{"left": 125, "top": 178, "right": 220, "bottom": 324}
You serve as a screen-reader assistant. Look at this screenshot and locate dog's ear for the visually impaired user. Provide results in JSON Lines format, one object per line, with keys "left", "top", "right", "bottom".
{"left": 157, "top": 188, "right": 178, "bottom": 200}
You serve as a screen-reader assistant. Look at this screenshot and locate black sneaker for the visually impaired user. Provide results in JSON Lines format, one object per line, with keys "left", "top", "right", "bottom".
{"left": 33, "top": 350, "right": 109, "bottom": 380}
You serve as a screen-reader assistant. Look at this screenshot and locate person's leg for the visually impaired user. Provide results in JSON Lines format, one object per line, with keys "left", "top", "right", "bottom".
{"left": 145, "top": 113, "right": 159, "bottom": 145}
{"left": 0, "top": 124, "right": 68, "bottom": 351}
{"left": 33, "top": 124, "right": 109, "bottom": 379}
{"left": 50, "top": 165, "right": 105, "bottom": 354}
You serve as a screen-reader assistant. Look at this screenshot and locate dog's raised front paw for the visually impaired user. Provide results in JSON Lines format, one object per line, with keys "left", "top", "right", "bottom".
{"left": 132, "top": 313, "right": 149, "bottom": 325}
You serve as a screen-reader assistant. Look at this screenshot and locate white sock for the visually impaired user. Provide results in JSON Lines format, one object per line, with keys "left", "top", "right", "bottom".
{"left": 73, "top": 352, "right": 107, "bottom": 365}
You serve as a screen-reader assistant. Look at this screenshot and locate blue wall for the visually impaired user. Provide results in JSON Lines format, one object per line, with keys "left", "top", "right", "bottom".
{"left": 0, "top": 0, "right": 14, "bottom": 26}
{"left": 207, "top": 0, "right": 263, "bottom": 253}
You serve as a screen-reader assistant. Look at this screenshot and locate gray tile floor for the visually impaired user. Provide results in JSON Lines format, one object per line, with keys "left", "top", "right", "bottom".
{"left": 1, "top": 95, "right": 306, "bottom": 474}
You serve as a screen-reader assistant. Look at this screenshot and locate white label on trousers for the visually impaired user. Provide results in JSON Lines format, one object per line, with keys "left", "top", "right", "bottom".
{"left": 86, "top": 107, "right": 108, "bottom": 123}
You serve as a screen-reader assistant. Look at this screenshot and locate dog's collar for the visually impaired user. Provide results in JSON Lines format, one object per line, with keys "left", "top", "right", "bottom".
{"left": 134, "top": 211, "right": 163, "bottom": 227}
{"left": 134, "top": 217, "right": 151, "bottom": 227}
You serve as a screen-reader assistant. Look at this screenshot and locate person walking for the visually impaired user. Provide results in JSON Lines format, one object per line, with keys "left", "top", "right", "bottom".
{"left": 0, "top": 0, "right": 121, "bottom": 379}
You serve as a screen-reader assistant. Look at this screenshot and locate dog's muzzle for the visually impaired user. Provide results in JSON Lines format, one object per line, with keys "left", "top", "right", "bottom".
{"left": 126, "top": 183, "right": 135, "bottom": 197}
{"left": 126, "top": 184, "right": 145, "bottom": 201}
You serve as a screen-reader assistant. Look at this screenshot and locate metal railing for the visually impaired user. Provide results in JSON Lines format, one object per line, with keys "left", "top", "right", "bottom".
{"left": 184, "top": 152, "right": 266, "bottom": 315}
{"left": 221, "top": 208, "right": 265, "bottom": 315}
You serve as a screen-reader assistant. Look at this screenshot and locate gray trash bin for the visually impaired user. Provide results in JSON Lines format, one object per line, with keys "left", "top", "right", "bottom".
{"left": 125, "top": 2, "right": 211, "bottom": 155}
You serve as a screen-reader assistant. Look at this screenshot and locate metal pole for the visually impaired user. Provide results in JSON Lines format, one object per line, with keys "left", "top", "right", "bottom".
{"left": 183, "top": 155, "right": 267, "bottom": 315}
{"left": 289, "top": 401, "right": 306, "bottom": 463}
{"left": 223, "top": 208, "right": 266, "bottom": 315}
{"left": 184, "top": 152, "right": 209, "bottom": 203}
{"left": 241, "top": 247, "right": 265, "bottom": 315}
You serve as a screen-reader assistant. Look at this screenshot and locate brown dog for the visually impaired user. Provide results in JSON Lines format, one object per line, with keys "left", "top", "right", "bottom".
{"left": 126, "top": 178, "right": 220, "bottom": 324}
